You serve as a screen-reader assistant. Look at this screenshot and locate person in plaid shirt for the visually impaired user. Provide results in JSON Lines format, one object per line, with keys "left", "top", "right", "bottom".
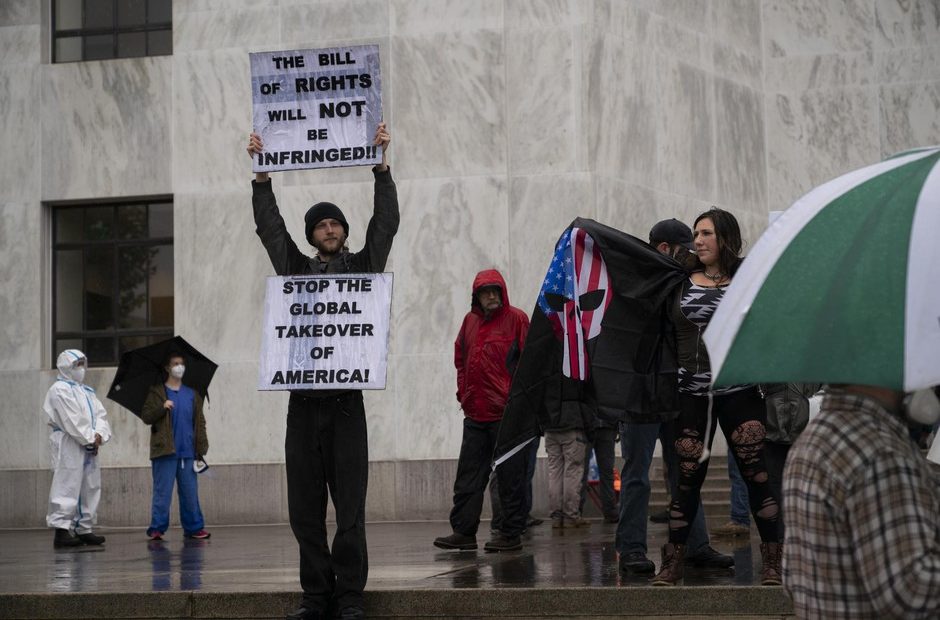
{"left": 783, "top": 385, "right": 940, "bottom": 619}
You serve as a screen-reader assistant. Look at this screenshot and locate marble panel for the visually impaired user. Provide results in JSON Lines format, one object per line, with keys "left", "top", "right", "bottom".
{"left": 391, "top": 31, "right": 506, "bottom": 179}
{"left": 710, "top": 0, "right": 762, "bottom": 55}
{"left": 591, "top": 0, "right": 652, "bottom": 44}
{"left": 41, "top": 57, "right": 172, "bottom": 201}
{"left": 879, "top": 82, "right": 940, "bottom": 157}
{"left": 0, "top": 202, "right": 41, "bottom": 371}
{"left": 874, "top": 0, "right": 940, "bottom": 49}
{"left": 394, "top": 458, "right": 458, "bottom": 519}
{"left": 711, "top": 41, "right": 763, "bottom": 92}
{"left": 0, "top": 65, "right": 39, "bottom": 203}
{"left": 173, "top": 190, "right": 276, "bottom": 362}
{"left": 174, "top": 7, "right": 280, "bottom": 52}
{"left": 383, "top": 175, "right": 509, "bottom": 356}
{"left": 507, "top": 173, "right": 594, "bottom": 312}
{"left": 390, "top": 0, "right": 502, "bottom": 35}
{"left": 655, "top": 61, "right": 714, "bottom": 201}
{"left": 175, "top": 0, "right": 269, "bottom": 13}
{"left": 765, "top": 50, "right": 875, "bottom": 92}
{"left": 763, "top": 0, "right": 874, "bottom": 58}
{"left": 765, "top": 88, "right": 880, "bottom": 211}
{"left": 585, "top": 31, "right": 659, "bottom": 182}
{"left": 0, "top": 0, "right": 39, "bottom": 26}
{"left": 635, "top": 0, "right": 710, "bottom": 34}
{"left": 0, "top": 370, "right": 46, "bottom": 470}
{"left": 649, "top": 13, "right": 709, "bottom": 72}
{"left": 363, "top": 371, "right": 399, "bottom": 461}
{"left": 506, "top": 27, "right": 583, "bottom": 175}
{"left": 594, "top": 177, "right": 711, "bottom": 243}
{"left": 172, "top": 49, "right": 252, "bottom": 194}
{"left": 878, "top": 45, "right": 940, "bottom": 84}
{"left": 366, "top": 460, "right": 398, "bottom": 520}
{"left": 0, "top": 24, "right": 39, "bottom": 65}
{"left": 506, "top": 0, "right": 585, "bottom": 29}
{"left": 390, "top": 353, "right": 460, "bottom": 460}
{"left": 714, "top": 78, "right": 766, "bottom": 213}
{"left": 194, "top": 361, "right": 289, "bottom": 463}
{"left": 281, "top": 0, "right": 389, "bottom": 45}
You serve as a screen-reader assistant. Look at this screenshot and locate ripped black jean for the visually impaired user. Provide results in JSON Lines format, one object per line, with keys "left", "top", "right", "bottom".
{"left": 668, "top": 387, "right": 782, "bottom": 544}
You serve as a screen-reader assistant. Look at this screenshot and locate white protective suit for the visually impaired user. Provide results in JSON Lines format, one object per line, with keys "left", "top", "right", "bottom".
{"left": 44, "top": 349, "right": 112, "bottom": 533}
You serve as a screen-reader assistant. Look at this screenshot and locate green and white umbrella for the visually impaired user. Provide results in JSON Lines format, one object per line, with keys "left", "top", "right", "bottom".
{"left": 706, "top": 146, "right": 940, "bottom": 392}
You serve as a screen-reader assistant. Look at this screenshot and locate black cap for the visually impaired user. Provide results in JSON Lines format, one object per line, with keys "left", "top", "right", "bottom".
{"left": 304, "top": 202, "right": 349, "bottom": 244}
{"left": 649, "top": 218, "right": 694, "bottom": 250}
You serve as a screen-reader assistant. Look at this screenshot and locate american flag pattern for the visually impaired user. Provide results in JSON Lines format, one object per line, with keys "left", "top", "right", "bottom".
{"left": 537, "top": 227, "right": 612, "bottom": 380}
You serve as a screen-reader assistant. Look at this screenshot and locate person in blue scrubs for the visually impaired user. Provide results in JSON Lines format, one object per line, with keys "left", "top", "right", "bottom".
{"left": 140, "top": 352, "right": 210, "bottom": 540}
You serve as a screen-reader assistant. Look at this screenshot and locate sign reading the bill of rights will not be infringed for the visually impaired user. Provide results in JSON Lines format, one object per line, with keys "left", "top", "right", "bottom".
{"left": 250, "top": 44, "right": 382, "bottom": 172}
{"left": 258, "top": 274, "right": 392, "bottom": 391}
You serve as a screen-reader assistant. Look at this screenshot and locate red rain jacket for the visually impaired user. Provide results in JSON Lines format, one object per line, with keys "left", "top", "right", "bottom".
{"left": 455, "top": 270, "right": 530, "bottom": 423}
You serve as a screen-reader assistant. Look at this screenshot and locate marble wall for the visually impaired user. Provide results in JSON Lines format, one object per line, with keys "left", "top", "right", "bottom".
{"left": 1, "top": 0, "right": 938, "bottom": 522}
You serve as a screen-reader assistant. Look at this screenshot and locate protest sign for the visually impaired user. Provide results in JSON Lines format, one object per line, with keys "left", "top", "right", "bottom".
{"left": 258, "top": 273, "right": 392, "bottom": 391}
{"left": 250, "top": 44, "right": 382, "bottom": 172}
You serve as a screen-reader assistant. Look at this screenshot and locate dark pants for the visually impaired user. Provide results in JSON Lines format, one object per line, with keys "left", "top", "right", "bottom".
{"left": 763, "top": 441, "right": 790, "bottom": 539}
{"left": 450, "top": 418, "right": 502, "bottom": 536}
{"left": 580, "top": 427, "right": 618, "bottom": 517}
{"left": 670, "top": 388, "right": 782, "bottom": 544}
{"left": 523, "top": 436, "right": 540, "bottom": 518}
{"left": 496, "top": 441, "right": 530, "bottom": 537}
{"left": 286, "top": 391, "right": 369, "bottom": 614}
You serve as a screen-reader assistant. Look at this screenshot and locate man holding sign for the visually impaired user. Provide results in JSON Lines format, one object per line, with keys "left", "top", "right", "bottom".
{"left": 246, "top": 123, "right": 396, "bottom": 620}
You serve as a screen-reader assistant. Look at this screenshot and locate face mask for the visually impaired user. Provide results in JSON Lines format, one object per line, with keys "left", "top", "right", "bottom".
{"left": 170, "top": 364, "right": 185, "bottom": 379}
{"left": 904, "top": 388, "right": 940, "bottom": 426}
{"left": 72, "top": 367, "right": 86, "bottom": 384}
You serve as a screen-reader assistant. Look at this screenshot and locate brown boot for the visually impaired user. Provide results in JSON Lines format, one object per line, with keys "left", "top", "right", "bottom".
{"left": 760, "top": 542, "right": 783, "bottom": 586}
{"left": 650, "top": 543, "right": 686, "bottom": 586}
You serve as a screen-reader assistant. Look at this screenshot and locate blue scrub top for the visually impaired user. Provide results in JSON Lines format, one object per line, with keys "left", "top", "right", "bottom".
{"left": 164, "top": 384, "right": 196, "bottom": 458}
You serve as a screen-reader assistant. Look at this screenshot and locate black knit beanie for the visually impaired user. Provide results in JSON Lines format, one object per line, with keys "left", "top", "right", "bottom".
{"left": 304, "top": 202, "right": 349, "bottom": 244}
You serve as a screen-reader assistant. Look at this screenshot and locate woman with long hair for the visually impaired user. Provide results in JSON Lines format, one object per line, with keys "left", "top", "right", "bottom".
{"left": 651, "top": 207, "right": 783, "bottom": 586}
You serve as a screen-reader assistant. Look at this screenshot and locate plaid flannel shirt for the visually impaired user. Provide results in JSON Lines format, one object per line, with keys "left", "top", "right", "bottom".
{"left": 783, "top": 389, "right": 940, "bottom": 619}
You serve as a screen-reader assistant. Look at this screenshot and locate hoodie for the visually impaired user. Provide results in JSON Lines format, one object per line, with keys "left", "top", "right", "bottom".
{"left": 454, "top": 270, "right": 530, "bottom": 422}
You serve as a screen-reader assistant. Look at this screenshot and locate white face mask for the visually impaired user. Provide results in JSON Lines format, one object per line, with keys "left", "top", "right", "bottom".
{"left": 904, "top": 388, "right": 940, "bottom": 426}
{"left": 170, "top": 364, "right": 185, "bottom": 379}
{"left": 72, "top": 367, "right": 86, "bottom": 384}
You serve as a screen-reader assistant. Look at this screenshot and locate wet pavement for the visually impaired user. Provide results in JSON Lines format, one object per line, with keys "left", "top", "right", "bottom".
{"left": 1, "top": 519, "right": 767, "bottom": 594}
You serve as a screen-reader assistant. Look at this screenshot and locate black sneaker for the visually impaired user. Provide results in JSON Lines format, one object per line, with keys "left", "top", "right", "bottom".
{"left": 433, "top": 532, "right": 478, "bottom": 550}
{"left": 284, "top": 605, "right": 323, "bottom": 620}
{"left": 483, "top": 534, "right": 522, "bottom": 552}
{"left": 53, "top": 529, "right": 84, "bottom": 548}
{"left": 619, "top": 551, "right": 655, "bottom": 573}
{"left": 338, "top": 606, "right": 364, "bottom": 619}
{"left": 686, "top": 544, "right": 734, "bottom": 568}
{"left": 77, "top": 532, "right": 106, "bottom": 546}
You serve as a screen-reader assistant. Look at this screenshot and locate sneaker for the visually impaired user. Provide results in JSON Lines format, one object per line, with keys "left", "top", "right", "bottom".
{"left": 619, "top": 551, "right": 655, "bottom": 574}
{"left": 603, "top": 512, "right": 620, "bottom": 524}
{"left": 77, "top": 532, "right": 106, "bottom": 546}
{"left": 686, "top": 544, "right": 734, "bottom": 568}
{"left": 148, "top": 530, "right": 164, "bottom": 541}
{"left": 284, "top": 605, "right": 323, "bottom": 620}
{"left": 338, "top": 606, "right": 365, "bottom": 619}
{"left": 713, "top": 520, "right": 750, "bottom": 537}
{"left": 483, "top": 534, "right": 522, "bottom": 552}
{"left": 567, "top": 516, "right": 591, "bottom": 528}
{"left": 186, "top": 529, "right": 211, "bottom": 540}
{"left": 648, "top": 508, "right": 670, "bottom": 524}
{"left": 53, "top": 529, "right": 84, "bottom": 549}
{"left": 526, "top": 515, "right": 544, "bottom": 527}
{"left": 433, "top": 532, "right": 478, "bottom": 550}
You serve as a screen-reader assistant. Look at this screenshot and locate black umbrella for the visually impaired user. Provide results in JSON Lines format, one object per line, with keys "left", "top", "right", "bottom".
{"left": 107, "top": 336, "right": 218, "bottom": 417}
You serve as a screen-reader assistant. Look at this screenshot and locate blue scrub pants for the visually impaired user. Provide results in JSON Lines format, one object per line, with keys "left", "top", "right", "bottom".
{"left": 149, "top": 456, "right": 205, "bottom": 536}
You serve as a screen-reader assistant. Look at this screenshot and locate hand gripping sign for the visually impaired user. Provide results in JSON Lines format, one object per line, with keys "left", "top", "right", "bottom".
{"left": 250, "top": 44, "right": 383, "bottom": 172}
{"left": 258, "top": 274, "right": 393, "bottom": 390}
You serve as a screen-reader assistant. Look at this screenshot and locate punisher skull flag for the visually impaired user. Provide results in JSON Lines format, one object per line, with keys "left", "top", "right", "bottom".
{"left": 493, "top": 218, "right": 688, "bottom": 466}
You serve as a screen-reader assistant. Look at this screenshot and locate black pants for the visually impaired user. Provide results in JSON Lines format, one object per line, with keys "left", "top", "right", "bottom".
{"left": 496, "top": 442, "right": 530, "bottom": 537}
{"left": 670, "top": 388, "right": 782, "bottom": 544}
{"left": 580, "top": 427, "right": 618, "bottom": 517}
{"left": 450, "top": 418, "right": 503, "bottom": 536}
{"left": 763, "top": 441, "right": 790, "bottom": 539}
{"left": 286, "top": 391, "right": 368, "bottom": 613}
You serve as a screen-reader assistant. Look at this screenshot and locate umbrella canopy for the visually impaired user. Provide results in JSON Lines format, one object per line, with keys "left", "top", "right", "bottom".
{"left": 107, "top": 336, "right": 218, "bottom": 417}
{"left": 706, "top": 146, "right": 940, "bottom": 392}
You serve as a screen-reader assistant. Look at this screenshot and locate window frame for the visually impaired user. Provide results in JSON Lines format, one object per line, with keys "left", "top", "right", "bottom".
{"left": 51, "top": 0, "right": 173, "bottom": 63}
{"left": 50, "top": 197, "right": 174, "bottom": 368}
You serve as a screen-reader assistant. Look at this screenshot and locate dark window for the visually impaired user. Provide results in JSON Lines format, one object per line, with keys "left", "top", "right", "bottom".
{"left": 52, "top": 200, "right": 174, "bottom": 367}
{"left": 53, "top": 0, "right": 172, "bottom": 63}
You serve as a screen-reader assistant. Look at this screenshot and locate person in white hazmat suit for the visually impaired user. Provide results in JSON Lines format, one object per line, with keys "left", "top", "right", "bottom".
{"left": 44, "top": 349, "right": 112, "bottom": 548}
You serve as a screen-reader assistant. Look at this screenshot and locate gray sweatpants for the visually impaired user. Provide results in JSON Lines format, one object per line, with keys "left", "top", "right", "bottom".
{"left": 545, "top": 429, "right": 587, "bottom": 520}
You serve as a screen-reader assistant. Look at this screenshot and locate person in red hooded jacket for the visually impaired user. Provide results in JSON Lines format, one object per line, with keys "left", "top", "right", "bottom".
{"left": 433, "top": 269, "right": 530, "bottom": 550}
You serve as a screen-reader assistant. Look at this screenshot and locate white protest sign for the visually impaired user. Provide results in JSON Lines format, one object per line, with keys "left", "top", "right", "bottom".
{"left": 250, "top": 45, "right": 382, "bottom": 172}
{"left": 258, "top": 274, "right": 392, "bottom": 390}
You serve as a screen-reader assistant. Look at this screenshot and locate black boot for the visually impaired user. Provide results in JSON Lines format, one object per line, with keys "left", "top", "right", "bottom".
{"left": 483, "top": 533, "right": 522, "bottom": 552}
{"left": 433, "top": 532, "right": 478, "bottom": 550}
{"left": 77, "top": 532, "right": 106, "bottom": 546}
{"left": 53, "top": 529, "right": 83, "bottom": 548}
